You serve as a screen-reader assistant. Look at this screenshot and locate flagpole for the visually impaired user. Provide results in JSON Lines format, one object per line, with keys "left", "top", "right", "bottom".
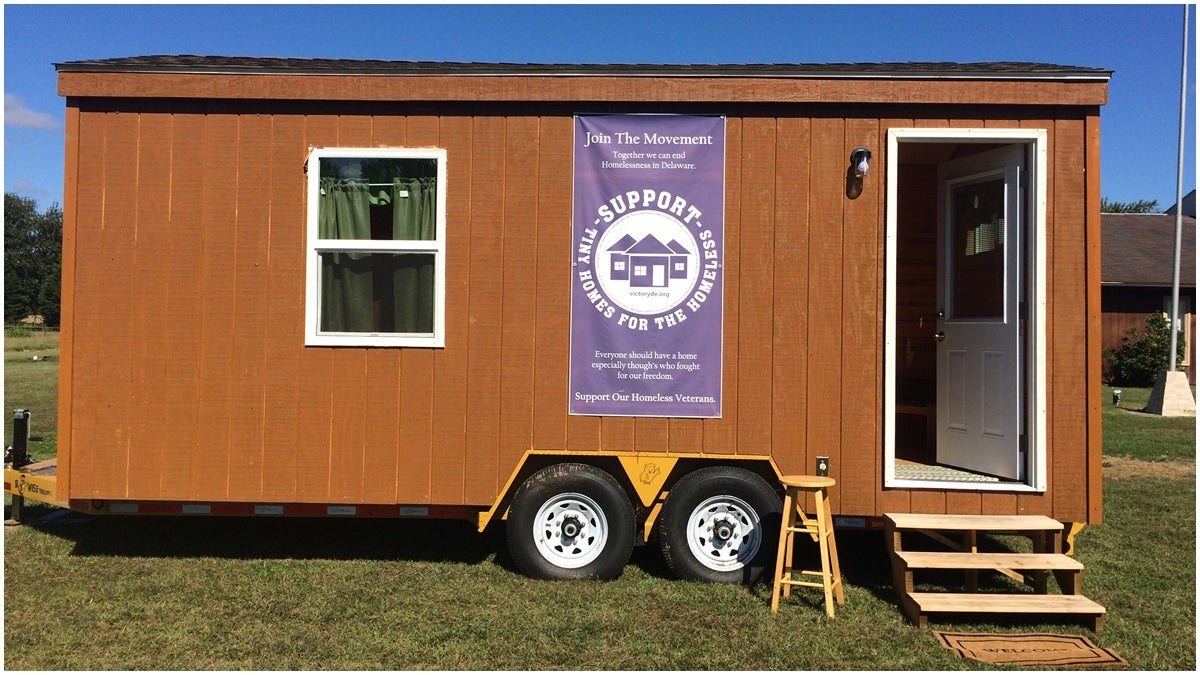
{"left": 1168, "top": 4, "right": 1188, "bottom": 372}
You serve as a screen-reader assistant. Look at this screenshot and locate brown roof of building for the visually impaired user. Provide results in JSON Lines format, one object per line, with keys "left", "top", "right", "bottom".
{"left": 1102, "top": 213, "right": 1196, "bottom": 287}
{"left": 54, "top": 55, "right": 1113, "bottom": 81}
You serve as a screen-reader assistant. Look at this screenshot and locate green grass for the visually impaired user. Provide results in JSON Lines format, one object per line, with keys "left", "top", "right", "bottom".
{"left": 5, "top": 485, "right": 1194, "bottom": 670}
{"left": 13, "top": 516, "right": 1180, "bottom": 671}
{"left": 1082, "top": 475, "right": 1196, "bottom": 667}
{"left": 3, "top": 328, "right": 60, "bottom": 460}
{"left": 5, "top": 335, "right": 1196, "bottom": 670}
{"left": 1102, "top": 386, "right": 1196, "bottom": 462}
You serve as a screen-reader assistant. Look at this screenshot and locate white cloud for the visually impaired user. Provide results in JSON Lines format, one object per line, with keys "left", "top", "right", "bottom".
{"left": 5, "top": 94, "right": 61, "bottom": 131}
{"left": 5, "top": 178, "right": 60, "bottom": 207}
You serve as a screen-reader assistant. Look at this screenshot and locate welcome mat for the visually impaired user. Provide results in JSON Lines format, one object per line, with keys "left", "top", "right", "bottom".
{"left": 934, "top": 631, "right": 1127, "bottom": 668}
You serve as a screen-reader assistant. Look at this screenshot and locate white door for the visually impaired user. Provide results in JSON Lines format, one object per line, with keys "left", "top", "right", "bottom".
{"left": 936, "top": 146, "right": 1024, "bottom": 479}
{"left": 652, "top": 263, "right": 666, "bottom": 287}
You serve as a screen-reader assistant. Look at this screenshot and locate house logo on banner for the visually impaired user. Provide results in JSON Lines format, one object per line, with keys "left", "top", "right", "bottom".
{"left": 580, "top": 192, "right": 718, "bottom": 330}
{"left": 570, "top": 114, "right": 726, "bottom": 418}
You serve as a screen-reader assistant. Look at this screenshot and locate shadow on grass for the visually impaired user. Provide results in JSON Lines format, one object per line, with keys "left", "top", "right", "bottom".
{"left": 14, "top": 505, "right": 909, "bottom": 572}
{"left": 815, "top": 528, "right": 899, "bottom": 599}
{"left": 13, "top": 504, "right": 1050, "bottom": 625}
{"left": 15, "top": 508, "right": 506, "bottom": 567}
{"left": 15, "top": 506, "right": 902, "bottom": 586}
{"left": 15, "top": 507, "right": 1100, "bottom": 632}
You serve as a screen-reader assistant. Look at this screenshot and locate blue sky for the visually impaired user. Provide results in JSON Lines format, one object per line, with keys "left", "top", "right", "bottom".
{"left": 3, "top": 3, "right": 1196, "bottom": 211}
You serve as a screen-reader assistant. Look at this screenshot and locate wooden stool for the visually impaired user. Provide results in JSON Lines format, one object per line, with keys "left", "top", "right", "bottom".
{"left": 771, "top": 475, "right": 844, "bottom": 617}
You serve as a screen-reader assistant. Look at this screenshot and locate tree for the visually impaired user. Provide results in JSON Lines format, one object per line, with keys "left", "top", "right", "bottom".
{"left": 37, "top": 264, "right": 62, "bottom": 327}
{"left": 4, "top": 193, "right": 63, "bottom": 326}
{"left": 1100, "top": 197, "right": 1161, "bottom": 213}
{"left": 1102, "top": 312, "right": 1186, "bottom": 387}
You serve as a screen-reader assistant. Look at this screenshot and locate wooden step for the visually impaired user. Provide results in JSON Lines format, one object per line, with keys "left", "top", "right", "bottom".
{"left": 885, "top": 513, "right": 1103, "bottom": 632}
{"left": 907, "top": 592, "right": 1105, "bottom": 632}
{"left": 886, "top": 513, "right": 1063, "bottom": 533}
{"left": 895, "top": 551, "right": 1083, "bottom": 571}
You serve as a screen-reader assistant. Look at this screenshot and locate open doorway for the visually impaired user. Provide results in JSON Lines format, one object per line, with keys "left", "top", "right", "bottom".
{"left": 884, "top": 129, "right": 1047, "bottom": 492}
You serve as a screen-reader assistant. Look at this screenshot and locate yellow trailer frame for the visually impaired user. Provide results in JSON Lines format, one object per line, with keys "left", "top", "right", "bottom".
{"left": 477, "top": 449, "right": 787, "bottom": 539}
{"left": 4, "top": 459, "right": 66, "bottom": 521}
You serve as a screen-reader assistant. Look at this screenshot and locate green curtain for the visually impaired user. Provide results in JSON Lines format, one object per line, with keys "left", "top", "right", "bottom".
{"left": 319, "top": 176, "right": 437, "bottom": 335}
{"left": 319, "top": 179, "right": 373, "bottom": 332}
{"left": 390, "top": 177, "right": 437, "bottom": 334}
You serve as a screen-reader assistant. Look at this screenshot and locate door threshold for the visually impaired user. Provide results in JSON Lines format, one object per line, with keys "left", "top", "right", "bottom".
{"left": 893, "top": 461, "right": 1005, "bottom": 483}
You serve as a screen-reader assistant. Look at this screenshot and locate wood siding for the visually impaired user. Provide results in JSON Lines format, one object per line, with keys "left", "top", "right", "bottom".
{"left": 59, "top": 83, "right": 1103, "bottom": 522}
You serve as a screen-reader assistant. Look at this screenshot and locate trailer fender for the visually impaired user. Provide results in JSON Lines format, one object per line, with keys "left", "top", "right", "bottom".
{"left": 478, "top": 450, "right": 782, "bottom": 534}
{"left": 477, "top": 450, "right": 671, "bottom": 532}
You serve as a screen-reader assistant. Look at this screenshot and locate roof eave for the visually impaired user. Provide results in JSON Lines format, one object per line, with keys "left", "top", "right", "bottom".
{"left": 51, "top": 58, "right": 1114, "bottom": 83}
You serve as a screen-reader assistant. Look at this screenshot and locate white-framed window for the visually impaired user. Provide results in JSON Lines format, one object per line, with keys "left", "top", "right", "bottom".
{"left": 305, "top": 147, "right": 447, "bottom": 347}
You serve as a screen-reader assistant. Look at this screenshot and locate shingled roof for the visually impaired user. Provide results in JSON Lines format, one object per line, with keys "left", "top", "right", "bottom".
{"left": 54, "top": 55, "right": 1113, "bottom": 81}
{"left": 1102, "top": 213, "right": 1196, "bottom": 287}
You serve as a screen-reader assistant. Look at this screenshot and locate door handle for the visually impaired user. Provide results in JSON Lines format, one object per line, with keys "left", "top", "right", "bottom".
{"left": 934, "top": 331, "right": 945, "bottom": 342}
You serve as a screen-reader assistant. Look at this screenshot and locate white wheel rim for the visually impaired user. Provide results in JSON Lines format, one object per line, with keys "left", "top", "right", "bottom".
{"left": 684, "top": 495, "right": 762, "bottom": 572}
{"left": 532, "top": 492, "right": 609, "bottom": 569}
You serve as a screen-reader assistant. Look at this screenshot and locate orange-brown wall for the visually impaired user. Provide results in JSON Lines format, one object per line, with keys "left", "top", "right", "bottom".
{"left": 57, "top": 97, "right": 1103, "bottom": 522}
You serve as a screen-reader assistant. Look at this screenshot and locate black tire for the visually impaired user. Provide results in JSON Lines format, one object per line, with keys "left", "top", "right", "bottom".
{"left": 506, "top": 463, "right": 636, "bottom": 581}
{"left": 658, "top": 466, "right": 782, "bottom": 584}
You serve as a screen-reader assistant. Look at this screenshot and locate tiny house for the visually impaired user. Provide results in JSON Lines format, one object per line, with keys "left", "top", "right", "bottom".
{"left": 15, "top": 57, "right": 1111, "bottom": 582}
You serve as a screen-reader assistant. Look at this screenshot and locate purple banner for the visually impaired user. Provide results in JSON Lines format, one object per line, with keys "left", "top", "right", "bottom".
{"left": 569, "top": 114, "right": 725, "bottom": 417}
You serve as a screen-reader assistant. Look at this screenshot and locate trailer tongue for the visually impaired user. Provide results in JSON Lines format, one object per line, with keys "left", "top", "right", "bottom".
{"left": 4, "top": 410, "right": 65, "bottom": 522}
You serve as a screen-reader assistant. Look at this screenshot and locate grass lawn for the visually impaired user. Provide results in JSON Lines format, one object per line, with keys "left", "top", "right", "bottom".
{"left": 1102, "top": 385, "right": 1196, "bottom": 462}
{"left": 3, "top": 327, "right": 59, "bottom": 459}
{"left": 5, "top": 333, "right": 1196, "bottom": 670}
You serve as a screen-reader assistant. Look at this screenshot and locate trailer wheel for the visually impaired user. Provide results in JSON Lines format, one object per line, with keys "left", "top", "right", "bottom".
{"left": 659, "top": 466, "right": 781, "bottom": 584}
{"left": 506, "top": 463, "right": 635, "bottom": 581}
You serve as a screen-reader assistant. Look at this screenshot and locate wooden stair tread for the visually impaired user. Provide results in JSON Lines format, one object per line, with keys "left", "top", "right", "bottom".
{"left": 908, "top": 592, "right": 1105, "bottom": 614}
{"left": 886, "top": 512, "right": 1102, "bottom": 631}
{"left": 895, "top": 551, "right": 1083, "bottom": 570}
{"left": 885, "top": 513, "right": 1063, "bottom": 532}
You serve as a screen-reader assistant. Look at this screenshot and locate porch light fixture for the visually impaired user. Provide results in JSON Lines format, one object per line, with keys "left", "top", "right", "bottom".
{"left": 850, "top": 147, "right": 872, "bottom": 177}
{"left": 845, "top": 147, "right": 872, "bottom": 200}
